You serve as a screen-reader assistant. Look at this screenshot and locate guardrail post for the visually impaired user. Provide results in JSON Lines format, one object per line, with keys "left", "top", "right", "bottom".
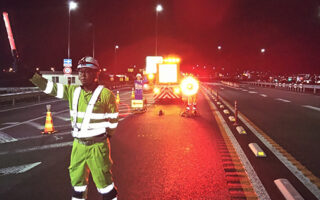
{"left": 12, "top": 98, "right": 15, "bottom": 106}
{"left": 314, "top": 87, "right": 316, "bottom": 94}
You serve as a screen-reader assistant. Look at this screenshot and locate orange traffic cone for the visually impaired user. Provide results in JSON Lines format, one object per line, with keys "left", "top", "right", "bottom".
{"left": 42, "top": 104, "right": 56, "bottom": 134}
{"left": 116, "top": 91, "right": 120, "bottom": 104}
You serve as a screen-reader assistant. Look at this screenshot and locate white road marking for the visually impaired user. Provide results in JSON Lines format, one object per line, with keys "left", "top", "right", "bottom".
{"left": 55, "top": 116, "right": 70, "bottom": 121}
{"left": 249, "top": 87, "right": 255, "bottom": 89}
{"left": 302, "top": 105, "right": 320, "bottom": 112}
{"left": 0, "top": 131, "right": 18, "bottom": 143}
{"left": 248, "top": 91, "right": 257, "bottom": 94}
{"left": 0, "top": 99, "right": 63, "bottom": 113}
{"left": 2, "top": 122, "right": 19, "bottom": 125}
{"left": 260, "top": 94, "right": 267, "bottom": 97}
{"left": 242, "top": 89, "right": 248, "bottom": 92}
{"left": 275, "top": 98, "right": 291, "bottom": 103}
{"left": 0, "top": 162, "right": 41, "bottom": 176}
{"left": 0, "top": 109, "right": 69, "bottom": 131}
{"left": 0, "top": 141, "right": 73, "bottom": 156}
{"left": 54, "top": 136, "right": 63, "bottom": 141}
{"left": 203, "top": 90, "right": 271, "bottom": 200}
{"left": 26, "top": 122, "right": 44, "bottom": 130}
{"left": 211, "top": 89, "right": 320, "bottom": 199}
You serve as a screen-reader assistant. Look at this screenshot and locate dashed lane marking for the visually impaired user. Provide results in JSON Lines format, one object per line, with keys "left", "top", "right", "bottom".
{"left": 275, "top": 98, "right": 291, "bottom": 103}
{"left": 211, "top": 88, "right": 320, "bottom": 198}
{"left": 1, "top": 118, "right": 126, "bottom": 143}
{"left": 302, "top": 105, "right": 320, "bottom": 112}
{"left": 26, "top": 122, "right": 44, "bottom": 130}
{"left": 0, "top": 131, "right": 17, "bottom": 143}
{"left": 0, "top": 109, "right": 69, "bottom": 131}
{"left": 248, "top": 91, "right": 257, "bottom": 94}
{"left": 0, "top": 99, "right": 63, "bottom": 113}
{"left": 260, "top": 94, "right": 267, "bottom": 97}
{"left": 0, "top": 162, "right": 41, "bottom": 176}
{"left": 0, "top": 141, "right": 73, "bottom": 156}
{"left": 55, "top": 116, "right": 70, "bottom": 121}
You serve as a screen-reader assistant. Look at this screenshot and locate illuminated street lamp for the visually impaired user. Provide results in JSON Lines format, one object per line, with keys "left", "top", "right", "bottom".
{"left": 261, "top": 48, "right": 266, "bottom": 53}
{"left": 68, "top": 1, "right": 77, "bottom": 59}
{"left": 155, "top": 4, "right": 163, "bottom": 56}
{"left": 115, "top": 45, "right": 119, "bottom": 52}
{"left": 217, "top": 45, "right": 222, "bottom": 50}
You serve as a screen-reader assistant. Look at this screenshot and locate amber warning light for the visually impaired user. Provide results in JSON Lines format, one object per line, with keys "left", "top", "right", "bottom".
{"left": 181, "top": 76, "right": 199, "bottom": 96}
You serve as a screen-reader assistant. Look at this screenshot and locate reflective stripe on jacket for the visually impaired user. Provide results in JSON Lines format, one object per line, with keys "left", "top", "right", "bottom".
{"left": 30, "top": 73, "right": 118, "bottom": 138}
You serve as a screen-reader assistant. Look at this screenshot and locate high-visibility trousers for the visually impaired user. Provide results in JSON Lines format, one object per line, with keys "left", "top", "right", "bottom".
{"left": 69, "top": 139, "right": 113, "bottom": 189}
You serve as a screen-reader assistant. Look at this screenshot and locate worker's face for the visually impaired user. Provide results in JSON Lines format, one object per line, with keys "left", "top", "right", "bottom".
{"left": 78, "top": 68, "right": 98, "bottom": 86}
{"left": 137, "top": 76, "right": 141, "bottom": 80}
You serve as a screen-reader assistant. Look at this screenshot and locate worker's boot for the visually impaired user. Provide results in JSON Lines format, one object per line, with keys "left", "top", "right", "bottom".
{"left": 102, "top": 187, "right": 118, "bottom": 200}
{"left": 71, "top": 187, "right": 87, "bottom": 200}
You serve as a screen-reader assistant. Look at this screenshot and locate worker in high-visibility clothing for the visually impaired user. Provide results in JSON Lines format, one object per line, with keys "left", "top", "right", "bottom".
{"left": 134, "top": 73, "right": 144, "bottom": 100}
{"left": 30, "top": 56, "right": 118, "bottom": 200}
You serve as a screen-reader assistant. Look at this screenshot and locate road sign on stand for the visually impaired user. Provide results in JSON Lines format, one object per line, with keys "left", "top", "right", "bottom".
{"left": 63, "top": 67, "right": 72, "bottom": 75}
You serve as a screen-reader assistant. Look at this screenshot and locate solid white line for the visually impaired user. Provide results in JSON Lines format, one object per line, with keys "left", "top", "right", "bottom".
{"left": 0, "top": 109, "right": 69, "bottom": 131}
{"left": 203, "top": 90, "right": 271, "bottom": 200}
{"left": 26, "top": 122, "right": 44, "bottom": 130}
{"left": 248, "top": 91, "right": 257, "bottom": 94}
{"left": 213, "top": 90, "right": 320, "bottom": 199}
{"left": 0, "top": 99, "right": 63, "bottom": 113}
{"left": 260, "top": 94, "right": 267, "bottom": 97}
{"left": 0, "top": 162, "right": 41, "bottom": 176}
{"left": 0, "top": 131, "right": 18, "bottom": 143}
{"left": 0, "top": 141, "right": 73, "bottom": 156}
{"left": 55, "top": 116, "right": 70, "bottom": 121}
{"left": 275, "top": 98, "right": 291, "bottom": 103}
{"left": 302, "top": 105, "right": 320, "bottom": 112}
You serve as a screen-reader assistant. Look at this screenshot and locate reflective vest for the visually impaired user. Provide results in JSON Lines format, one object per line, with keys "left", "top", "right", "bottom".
{"left": 30, "top": 74, "right": 119, "bottom": 138}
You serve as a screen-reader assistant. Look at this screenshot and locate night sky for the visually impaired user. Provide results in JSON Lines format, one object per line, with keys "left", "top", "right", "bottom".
{"left": 1, "top": 0, "right": 320, "bottom": 74}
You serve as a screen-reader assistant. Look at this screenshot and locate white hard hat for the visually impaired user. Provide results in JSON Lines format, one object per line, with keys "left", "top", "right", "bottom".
{"left": 136, "top": 73, "right": 142, "bottom": 77}
{"left": 77, "top": 56, "right": 99, "bottom": 70}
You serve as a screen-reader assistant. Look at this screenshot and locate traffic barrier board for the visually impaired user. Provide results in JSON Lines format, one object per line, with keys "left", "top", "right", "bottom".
{"left": 248, "top": 143, "right": 266, "bottom": 157}
{"left": 223, "top": 109, "right": 230, "bottom": 115}
{"left": 274, "top": 179, "right": 304, "bottom": 200}
{"left": 236, "top": 126, "right": 246, "bottom": 134}
{"left": 228, "top": 116, "right": 235, "bottom": 122}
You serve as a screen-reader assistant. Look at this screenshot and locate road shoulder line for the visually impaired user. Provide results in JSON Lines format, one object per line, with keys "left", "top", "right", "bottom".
{"left": 202, "top": 88, "right": 270, "bottom": 200}
{"left": 210, "top": 87, "right": 320, "bottom": 198}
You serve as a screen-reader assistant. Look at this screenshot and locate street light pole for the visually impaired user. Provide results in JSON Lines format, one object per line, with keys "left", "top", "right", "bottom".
{"left": 68, "top": 1, "right": 77, "bottom": 59}
{"left": 155, "top": 4, "right": 163, "bottom": 56}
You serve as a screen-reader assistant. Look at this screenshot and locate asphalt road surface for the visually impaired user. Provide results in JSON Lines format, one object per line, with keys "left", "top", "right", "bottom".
{"left": 0, "top": 87, "right": 235, "bottom": 200}
{"left": 209, "top": 82, "right": 320, "bottom": 178}
{"left": 0, "top": 84, "right": 319, "bottom": 199}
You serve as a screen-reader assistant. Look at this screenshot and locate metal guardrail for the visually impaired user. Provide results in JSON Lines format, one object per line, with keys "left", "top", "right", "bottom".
{"left": 0, "top": 87, "right": 40, "bottom": 93}
{"left": 246, "top": 81, "right": 320, "bottom": 94}
{"left": 0, "top": 83, "right": 131, "bottom": 106}
{"left": 0, "top": 91, "right": 47, "bottom": 106}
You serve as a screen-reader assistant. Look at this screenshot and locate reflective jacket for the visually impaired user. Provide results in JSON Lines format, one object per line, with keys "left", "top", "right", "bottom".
{"left": 30, "top": 73, "right": 118, "bottom": 138}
